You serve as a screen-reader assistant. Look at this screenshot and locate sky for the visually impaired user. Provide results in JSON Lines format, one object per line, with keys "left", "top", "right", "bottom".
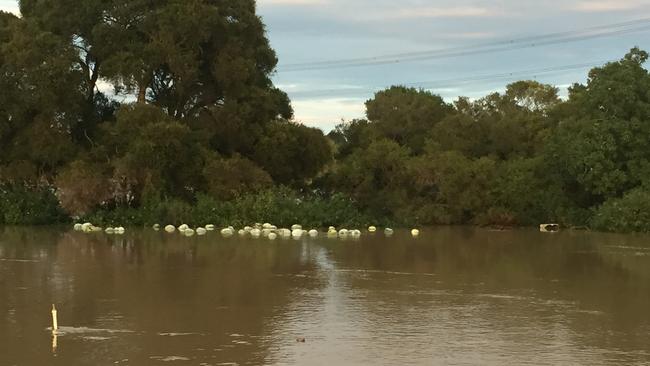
{"left": 2, "top": 0, "right": 650, "bottom": 131}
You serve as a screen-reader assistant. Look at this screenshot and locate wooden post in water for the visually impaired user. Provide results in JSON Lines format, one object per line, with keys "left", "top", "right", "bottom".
{"left": 51, "top": 304, "right": 58, "bottom": 333}
{"left": 52, "top": 331, "right": 58, "bottom": 354}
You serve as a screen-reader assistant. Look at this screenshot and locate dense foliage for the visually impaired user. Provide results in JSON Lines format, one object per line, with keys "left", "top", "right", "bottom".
{"left": 1, "top": 2, "right": 650, "bottom": 232}
{"left": 326, "top": 50, "right": 650, "bottom": 231}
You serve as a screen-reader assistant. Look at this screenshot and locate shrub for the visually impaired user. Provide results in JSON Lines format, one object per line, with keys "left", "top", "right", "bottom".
{"left": 0, "top": 185, "right": 67, "bottom": 225}
{"left": 591, "top": 189, "right": 650, "bottom": 232}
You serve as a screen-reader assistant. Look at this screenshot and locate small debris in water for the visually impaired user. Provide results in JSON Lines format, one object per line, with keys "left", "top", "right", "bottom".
{"left": 296, "top": 337, "right": 306, "bottom": 343}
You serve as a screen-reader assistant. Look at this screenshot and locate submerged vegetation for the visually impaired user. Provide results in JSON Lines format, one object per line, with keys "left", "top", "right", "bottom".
{"left": 1, "top": 2, "right": 650, "bottom": 232}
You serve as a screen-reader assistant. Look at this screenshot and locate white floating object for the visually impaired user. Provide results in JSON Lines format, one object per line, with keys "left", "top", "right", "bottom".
{"left": 279, "top": 229, "right": 292, "bottom": 238}
{"left": 184, "top": 228, "right": 195, "bottom": 236}
{"left": 308, "top": 229, "right": 318, "bottom": 237}
{"left": 368, "top": 226, "right": 377, "bottom": 233}
{"left": 292, "top": 229, "right": 304, "bottom": 238}
{"left": 268, "top": 233, "right": 278, "bottom": 240}
{"left": 263, "top": 223, "right": 273, "bottom": 229}
{"left": 244, "top": 226, "right": 253, "bottom": 233}
{"left": 350, "top": 230, "right": 361, "bottom": 238}
{"left": 178, "top": 224, "right": 189, "bottom": 232}
{"left": 152, "top": 224, "right": 160, "bottom": 231}
{"left": 81, "top": 223, "right": 93, "bottom": 232}
{"left": 327, "top": 229, "right": 338, "bottom": 238}
{"left": 196, "top": 228, "right": 207, "bottom": 236}
{"left": 73, "top": 223, "right": 83, "bottom": 231}
{"left": 238, "top": 229, "right": 246, "bottom": 236}
{"left": 105, "top": 227, "right": 115, "bottom": 234}
{"left": 328, "top": 226, "right": 336, "bottom": 231}
{"left": 205, "top": 224, "right": 215, "bottom": 231}
{"left": 250, "top": 228, "right": 261, "bottom": 238}
{"left": 338, "top": 229, "right": 349, "bottom": 236}
{"left": 115, "top": 227, "right": 125, "bottom": 234}
{"left": 291, "top": 224, "right": 302, "bottom": 231}
{"left": 165, "top": 225, "right": 176, "bottom": 233}
{"left": 221, "top": 228, "right": 234, "bottom": 236}
{"left": 91, "top": 226, "right": 103, "bottom": 233}
{"left": 384, "top": 228, "right": 394, "bottom": 236}
{"left": 411, "top": 229, "right": 420, "bottom": 237}
{"left": 262, "top": 229, "right": 272, "bottom": 237}
{"left": 539, "top": 224, "right": 560, "bottom": 232}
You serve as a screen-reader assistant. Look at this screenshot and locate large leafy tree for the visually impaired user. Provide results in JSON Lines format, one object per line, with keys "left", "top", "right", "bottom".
{"left": 548, "top": 48, "right": 650, "bottom": 204}
{"left": 0, "top": 11, "right": 85, "bottom": 182}
{"left": 365, "top": 86, "right": 454, "bottom": 153}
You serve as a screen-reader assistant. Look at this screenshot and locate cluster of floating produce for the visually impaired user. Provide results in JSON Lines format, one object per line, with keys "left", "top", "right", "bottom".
{"left": 73, "top": 222, "right": 125, "bottom": 235}
{"left": 152, "top": 222, "right": 421, "bottom": 239}
{"left": 73, "top": 221, "right": 420, "bottom": 239}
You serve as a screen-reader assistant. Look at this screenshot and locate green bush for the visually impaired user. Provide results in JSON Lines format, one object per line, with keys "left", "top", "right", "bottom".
{"left": 0, "top": 185, "right": 67, "bottom": 225}
{"left": 591, "top": 189, "right": 650, "bottom": 233}
{"left": 79, "top": 187, "right": 380, "bottom": 228}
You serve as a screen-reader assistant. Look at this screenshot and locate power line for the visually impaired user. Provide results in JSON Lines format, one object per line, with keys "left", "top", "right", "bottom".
{"left": 288, "top": 60, "right": 614, "bottom": 99}
{"left": 278, "top": 18, "right": 650, "bottom": 72}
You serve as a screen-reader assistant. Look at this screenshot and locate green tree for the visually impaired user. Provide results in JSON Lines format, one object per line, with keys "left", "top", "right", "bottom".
{"left": 252, "top": 121, "right": 332, "bottom": 185}
{"left": 365, "top": 86, "right": 454, "bottom": 153}
{"left": 0, "top": 13, "right": 84, "bottom": 180}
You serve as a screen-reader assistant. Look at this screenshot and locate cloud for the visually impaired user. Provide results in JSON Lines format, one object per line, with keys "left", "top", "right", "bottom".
{"left": 571, "top": 0, "right": 648, "bottom": 12}
{"left": 292, "top": 98, "right": 366, "bottom": 131}
{"left": 0, "top": 0, "right": 19, "bottom": 15}
{"left": 392, "top": 6, "right": 504, "bottom": 19}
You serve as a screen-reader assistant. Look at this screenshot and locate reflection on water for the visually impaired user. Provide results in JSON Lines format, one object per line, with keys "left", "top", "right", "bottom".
{"left": 0, "top": 226, "right": 649, "bottom": 365}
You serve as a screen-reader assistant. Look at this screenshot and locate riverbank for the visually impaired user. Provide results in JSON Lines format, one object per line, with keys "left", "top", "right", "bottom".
{"left": 2, "top": 185, "right": 649, "bottom": 233}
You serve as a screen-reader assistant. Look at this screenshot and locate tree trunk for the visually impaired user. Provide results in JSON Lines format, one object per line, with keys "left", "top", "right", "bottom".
{"left": 137, "top": 86, "right": 147, "bottom": 104}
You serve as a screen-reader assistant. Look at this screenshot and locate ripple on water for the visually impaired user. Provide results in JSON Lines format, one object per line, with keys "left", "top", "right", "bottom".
{"left": 48, "top": 326, "right": 136, "bottom": 336}
{"left": 149, "top": 356, "right": 191, "bottom": 362}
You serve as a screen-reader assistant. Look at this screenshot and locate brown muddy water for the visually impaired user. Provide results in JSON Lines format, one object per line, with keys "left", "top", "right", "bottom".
{"left": 0, "top": 226, "right": 649, "bottom": 365}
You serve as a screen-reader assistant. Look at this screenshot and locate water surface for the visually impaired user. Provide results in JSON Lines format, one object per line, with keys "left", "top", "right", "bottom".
{"left": 1, "top": 226, "right": 649, "bottom": 365}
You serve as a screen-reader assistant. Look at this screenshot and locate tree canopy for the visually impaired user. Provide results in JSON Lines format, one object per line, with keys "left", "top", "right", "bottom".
{"left": 1, "top": 4, "right": 649, "bottom": 233}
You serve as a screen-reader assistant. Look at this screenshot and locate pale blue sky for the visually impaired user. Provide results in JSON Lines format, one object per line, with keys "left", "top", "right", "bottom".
{"left": 2, "top": 0, "right": 650, "bottom": 130}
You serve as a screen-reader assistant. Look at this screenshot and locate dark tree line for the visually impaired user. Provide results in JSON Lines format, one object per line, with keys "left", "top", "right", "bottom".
{"left": 0, "top": 1, "right": 331, "bottom": 219}
{"left": 1, "top": 1, "right": 650, "bottom": 232}
{"left": 325, "top": 48, "right": 650, "bottom": 232}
